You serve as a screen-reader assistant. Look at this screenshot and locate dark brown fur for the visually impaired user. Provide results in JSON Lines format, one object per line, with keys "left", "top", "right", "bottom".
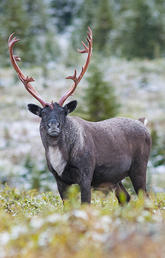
{"left": 28, "top": 102, "right": 151, "bottom": 204}
{"left": 43, "top": 116, "right": 151, "bottom": 203}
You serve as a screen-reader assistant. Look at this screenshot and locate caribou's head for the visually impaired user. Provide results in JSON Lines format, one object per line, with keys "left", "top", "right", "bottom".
{"left": 8, "top": 28, "right": 92, "bottom": 137}
{"left": 28, "top": 101, "right": 77, "bottom": 137}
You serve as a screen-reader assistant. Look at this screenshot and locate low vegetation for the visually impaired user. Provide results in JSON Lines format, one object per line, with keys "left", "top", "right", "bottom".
{"left": 0, "top": 185, "right": 165, "bottom": 257}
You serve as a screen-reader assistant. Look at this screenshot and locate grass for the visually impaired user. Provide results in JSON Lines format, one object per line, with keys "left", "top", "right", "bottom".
{"left": 0, "top": 185, "right": 165, "bottom": 257}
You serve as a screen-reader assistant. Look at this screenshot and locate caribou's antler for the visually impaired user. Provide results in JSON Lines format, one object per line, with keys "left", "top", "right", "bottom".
{"left": 58, "top": 27, "right": 93, "bottom": 106}
{"left": 8, "top": 28, "right": 93, "bottom": 108}
{"left": 8, "top": 33, "right": 52, "bottom": 108}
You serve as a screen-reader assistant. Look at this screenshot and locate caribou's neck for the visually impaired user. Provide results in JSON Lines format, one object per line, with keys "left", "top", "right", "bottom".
{"left": 40, "top": 116, "right": 83, "bottom": 153}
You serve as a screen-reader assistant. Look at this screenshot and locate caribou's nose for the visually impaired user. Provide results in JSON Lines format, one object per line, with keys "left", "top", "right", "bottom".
{"left": 47, "top": 120, "right": 60, "bottom": 129}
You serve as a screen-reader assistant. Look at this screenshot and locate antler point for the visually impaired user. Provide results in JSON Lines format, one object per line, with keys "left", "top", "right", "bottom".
{"left": 59, "top": 27, "right": 93, "bottom": 105}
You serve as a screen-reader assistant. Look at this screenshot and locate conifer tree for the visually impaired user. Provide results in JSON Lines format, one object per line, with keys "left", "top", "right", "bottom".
{"left": 116, "top": 0, "right": 165, "bottom": 59}
{"left": 80, "top": 0, "right": 98, "bottom": 34}
{"left": 0, "top": 0, "right": 57, "bottom": 66}
{"left": 82, "top": 58, "right": 119, "bottom": 121}
{"left": 70, "top": 0, "right": 98, "bottom": 51}
{"left": 94, "top": 0, "right": 114, "bottom": 54}
{"left": 51, "top": 0, "right": 80, "bottom": 32}
{"left": 0, "top": 0, "right": 31, "bottom": 66}
{"left": 71, "top": 0, "right": 113, "bottom": 56}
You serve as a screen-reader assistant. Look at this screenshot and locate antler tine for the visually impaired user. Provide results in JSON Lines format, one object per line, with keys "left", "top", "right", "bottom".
{"left": 8, "top": 33, "right": 51, "bottom": 108}
{"left": 78, "top": 41, "right": 89, "bottom": 53}
{"left": 66, "top": 69, "right": 77, "bottom": 82}
{"left": 58, "top": 27, "right": 93, "bottom": 106}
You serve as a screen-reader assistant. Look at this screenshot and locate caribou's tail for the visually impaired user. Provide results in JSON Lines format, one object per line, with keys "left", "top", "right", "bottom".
{"left": 138, "top": 117, "right": 148, "bottom": 126}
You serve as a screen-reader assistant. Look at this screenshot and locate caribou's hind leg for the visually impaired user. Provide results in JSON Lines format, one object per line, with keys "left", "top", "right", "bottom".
{"left": 129, "top": 161, "right": 148, "bottom": 196}
{"left": 94, "top": 182, "right": 130, "bottom": 204}
{"left": 115, "top": 182, "right": 130, "bottom": 204}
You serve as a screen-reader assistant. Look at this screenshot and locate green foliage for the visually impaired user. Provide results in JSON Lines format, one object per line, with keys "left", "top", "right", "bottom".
{"left": 0, "top": 185, "right": 165, "bottom": 257}
{"left": 51, "top": 0, "right": 81, "bottom": 32}
{"left": 0, "top": 0, "right": 31, "bottom": 66}
{"left": 23, "top": 155, "right": 54, "bottom": 191}
{"left": 80, "top": 0, "right": 99, "bottom": 34}
{"left": 70, "top": 0, "right": 98, "bottom": 51}
{"left": 1, "top": 0, "right": 165, "bottom": 63}
{"left": 94, "top": 0, "right": 114, "bottom": 54}
{"left": 150, "top": 127, "right": 165, "bottom": 167}
{"left": 0, "top": 0, "right": 59, "bottom": 66}
{"left": 72, "top": 0, "right": 165, "bottom": 58}
{"left": 80, "top": 57, "right": 119, "bottom": 121}
{"left": 72, "top": 0, "right": 113, "bottom": 55}
{"left": 113, "top": 0, "right": 165, "bottom": 59}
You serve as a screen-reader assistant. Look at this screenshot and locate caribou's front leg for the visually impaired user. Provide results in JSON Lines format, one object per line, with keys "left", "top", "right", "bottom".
{"left": 79, "top": 168, "right": 93, "bottom": 203}
{"left": 80, "top": 181, "right": 91, "bottom": 203}
{"left": 55, "top": 175, "right": 70, "bottom": 201}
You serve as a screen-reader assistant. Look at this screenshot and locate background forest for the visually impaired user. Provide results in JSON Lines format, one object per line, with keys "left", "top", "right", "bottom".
{"left": 0, "top": 0, "right": 164, "bottom": 191}
{"left": 0, "top": 1, "right": 165, "bottom": 257}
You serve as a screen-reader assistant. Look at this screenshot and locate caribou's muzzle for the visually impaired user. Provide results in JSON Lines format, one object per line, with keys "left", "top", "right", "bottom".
{"left": 47, "top": 120, "right": 60, "bottom": 136}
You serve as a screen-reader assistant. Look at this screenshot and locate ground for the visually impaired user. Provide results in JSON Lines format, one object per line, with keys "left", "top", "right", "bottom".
{"left": 0, "top": 185, "right": 165, "bottom": 257}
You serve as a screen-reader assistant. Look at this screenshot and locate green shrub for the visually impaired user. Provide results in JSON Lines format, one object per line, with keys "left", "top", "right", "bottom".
{"left": 79, "top": 57, "right": 120, "bottom": 121}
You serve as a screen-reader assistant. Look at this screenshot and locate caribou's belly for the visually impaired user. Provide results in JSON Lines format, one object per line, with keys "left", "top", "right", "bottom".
{"left": 48, "top": 146, "right": 67, "bottom": 176}
{"left": 92, "top": 158, "right": 131, "bottom": 186}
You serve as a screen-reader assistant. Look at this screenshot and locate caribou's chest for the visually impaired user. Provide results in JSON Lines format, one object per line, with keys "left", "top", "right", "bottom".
{"left": 48, "top": 146, "right": 67, "bottom": 176}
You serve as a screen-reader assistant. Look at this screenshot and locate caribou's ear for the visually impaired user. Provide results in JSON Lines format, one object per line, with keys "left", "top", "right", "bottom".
{"left": 28, "top": 104, "right": 42, "bottom": 117}
{"left": 64, "top": 100, "right": 77, "bottom": 114}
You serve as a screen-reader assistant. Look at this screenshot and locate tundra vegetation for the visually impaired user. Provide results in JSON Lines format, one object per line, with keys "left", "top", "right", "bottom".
{"left": 0, "top": 185, "right": 165, "bottom": 257}
{"left": 0, "top": 0, "right": 165, "bottom": 257}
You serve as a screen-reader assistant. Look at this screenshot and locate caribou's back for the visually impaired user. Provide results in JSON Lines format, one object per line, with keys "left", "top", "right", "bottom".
{"left": 72, "top": 116, "right": 151, "bottom": 158}
{"left": 75, "top": 117, "right": 151, "bottom": 185}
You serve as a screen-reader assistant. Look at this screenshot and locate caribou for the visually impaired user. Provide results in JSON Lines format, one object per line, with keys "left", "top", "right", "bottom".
{"left": 8, "top": 28, "right": 151, "bottom": 204}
